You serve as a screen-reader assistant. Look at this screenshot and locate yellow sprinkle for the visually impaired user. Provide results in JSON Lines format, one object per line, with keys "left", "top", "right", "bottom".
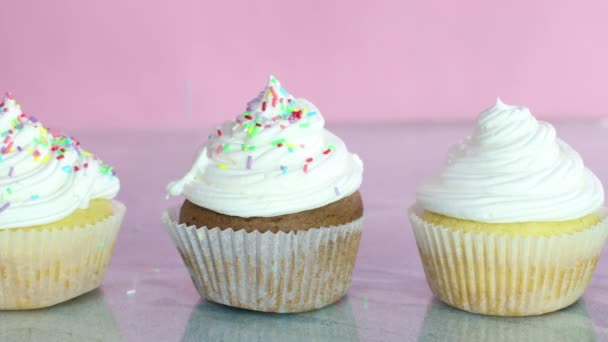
{"left": 218, "top": 164, "right": 229, "bottom": 169}
{"left": 42, "top": 154, "right": 51, "bottom": 163}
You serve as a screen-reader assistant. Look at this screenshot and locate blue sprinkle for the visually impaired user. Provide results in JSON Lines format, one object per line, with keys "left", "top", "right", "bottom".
{"left": 306, "top": 112, "right": 317, "bottom": 117}
{"left": 62, "top": 165, "right": 72, "bottom": 173}
{"left": 279, "top": 87, "right": 288, "bottom": 96}
{"left": 31, "top": 194, "right": 40, "bottom": 200}
{"left": 281, "top": 165, "right": 288, "bottom": 175}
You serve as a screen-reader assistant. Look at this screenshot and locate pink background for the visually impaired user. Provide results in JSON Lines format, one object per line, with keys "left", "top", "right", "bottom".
{"left": 1, "top": 0, "right": 607, "bottom": 129}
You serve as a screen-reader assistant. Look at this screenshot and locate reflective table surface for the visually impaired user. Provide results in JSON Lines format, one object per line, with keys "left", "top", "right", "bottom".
{"left": 1, "top": 123, "right": 607, "bottom": 342}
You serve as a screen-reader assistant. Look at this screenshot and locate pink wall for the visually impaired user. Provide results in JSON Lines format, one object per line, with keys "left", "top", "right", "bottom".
{"left": 1, "top": 0, "right": 607, "bottom": 129}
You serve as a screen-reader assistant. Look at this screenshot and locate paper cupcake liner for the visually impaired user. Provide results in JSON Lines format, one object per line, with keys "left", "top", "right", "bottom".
{"left": 409, "top": 206, "right": 608, "bottom": 316}
{"left": 162, "top": 207, "right": 364, "bottom": 313}
{"left": 0, "top": 200, "right": 126, "bottom": 310}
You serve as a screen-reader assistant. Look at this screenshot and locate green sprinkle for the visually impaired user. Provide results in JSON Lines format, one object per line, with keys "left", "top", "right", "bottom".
{"left": 33, "top": 138, "right": 49, "bottom": 147}
{"left": 98, "top": 242, "right": 105, "bottom": 248}
{"left": 222, "top": 144, "right": 231, "bottom": 152}
{"left": 242, "top": 111, "right": 251, "bottom": 117}
{"left": 248, "top": 146, "right": 256, "bottom": 151}
{"left": 272, "top": 138, "right": 286, "bottom": 146}
{"left": 328, "top": 144, "right": 335, "bottom": 150}
{"left": 248, "top": 126, "right": 260, "bottom": 138}
{"left": 241, "top": 144, "right": 247, "bottom": 151}
{"left": 299, "top": 123, "right": 310, "bottom": 128}
{"left": 6, "top": 188, "right": 12, "bottom": 195}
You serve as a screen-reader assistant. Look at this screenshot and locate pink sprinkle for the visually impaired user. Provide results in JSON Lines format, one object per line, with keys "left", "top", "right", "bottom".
{"left": 216, "top": 145, "right": 223, "bottom": 154}
{"left": 303, "top": 164, "right": 309, "bottom": 173}
{"left": 305, "top": 157, "right": 313, "bottom": 163}
{"left": 8, "top": 167, "right": 14, "bottom": 177}
{"left": 217, "top": 129, "right": 222, "bottom": 137}
{"left": 3, "top": 136, "right": 10, "bottom": 144}
{"left": 246, "top": 155, "right": 253, "bottom": 170}
{"left": 280, "top": 125, "right": 287, "bottom": 129}
{"left": 3, "top": 141, "right": 13, "bottom": 154}
{"left": 0, "top": 202, "right": 10, "bottom": 213}
{"left": 272, "top": 116, "right": 281, "bottom": 121}
{"left": 5, "top": 92, "right": 13, "bottom": 99}
{"left": 236, "top": 119, "right": 243, "bottom": 124}
{"left": 269, "top": 87, "right": 278, "bottom": 99}
{"left": 262, "top": 101, "right": 267, "bottom": 111}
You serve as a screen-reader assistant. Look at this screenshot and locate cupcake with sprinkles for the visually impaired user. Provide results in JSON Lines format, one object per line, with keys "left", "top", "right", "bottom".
{"left": 164, "top": 76, "right": 364, "bottom": 313}
{"left": 0, "top": 94, "right": 124, "bottom": 310}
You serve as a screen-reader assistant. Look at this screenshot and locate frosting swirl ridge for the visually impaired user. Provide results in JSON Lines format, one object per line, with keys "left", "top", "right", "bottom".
{"left": 416, "top": 99, "right": 604, "bottom": 223}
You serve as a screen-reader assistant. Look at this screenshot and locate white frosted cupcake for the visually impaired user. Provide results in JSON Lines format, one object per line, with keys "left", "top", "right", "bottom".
{"left": 164, "top": 76, "right": 364, "bottom": 313}
{"left": 0, "top": 94, "right": 125, "bottom": 310}
{"left": 410, "top": 99, "right": 608, "bottom": 316}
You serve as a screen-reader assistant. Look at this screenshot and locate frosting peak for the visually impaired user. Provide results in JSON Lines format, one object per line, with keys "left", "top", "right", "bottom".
{"left": 167, "top": 76, "right": 363, "bottom": 218}
{"left": 417, "top": 100, "right": 604, "bottom": 223}
{"left": 0, "top": 95, "right": 120, "bottom": 229}
{"left": 246, "top": 75, "right": 296, "bottom": 120}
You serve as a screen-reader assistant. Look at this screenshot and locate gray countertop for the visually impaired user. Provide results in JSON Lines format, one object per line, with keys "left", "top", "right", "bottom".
{"left": 0, "top": 123, "right": 606, "bottom": 341}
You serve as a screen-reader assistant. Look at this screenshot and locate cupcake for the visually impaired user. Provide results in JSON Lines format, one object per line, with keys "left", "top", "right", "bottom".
{"left": 410, "top": 99, "right": 608, "bottom": 316}
{"left": 164, "top": 76, "right": 364, "bottom": 313}
{"left": 0, "top": 94, "right": 124, "bottom": 310}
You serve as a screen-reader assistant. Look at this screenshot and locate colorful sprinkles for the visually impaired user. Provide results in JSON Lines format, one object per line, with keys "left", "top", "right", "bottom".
{"left": 205, "top": 77, "right": 342, "bottom": 178}
{"left": 0, "top": 95, "right": 117, "bottom": 215}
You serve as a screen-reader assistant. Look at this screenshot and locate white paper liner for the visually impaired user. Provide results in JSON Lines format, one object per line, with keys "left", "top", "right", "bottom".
{"left": 162, "top": 207, "right": 364, "bottom": 313}
{"left": 409, "top": 206, "right": 608, "bottom": 316}
{"left": 0, "top": 200, "right": 126, "bottom": 310}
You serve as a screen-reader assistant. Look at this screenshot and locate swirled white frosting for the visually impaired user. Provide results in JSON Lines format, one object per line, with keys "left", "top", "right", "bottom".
{"left": 0, "top": 95, "right": 120, "bottom": 229}
{"left": 167, "top": 76, "right": 363, "bottom": 217}
{"left": 417, "top": 99, "right": 604, "bottom": 223}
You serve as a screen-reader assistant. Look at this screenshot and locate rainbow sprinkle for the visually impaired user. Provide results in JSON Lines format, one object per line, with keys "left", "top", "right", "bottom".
{"left": 208, "top": 77, "right": 335, "bottom": 178}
